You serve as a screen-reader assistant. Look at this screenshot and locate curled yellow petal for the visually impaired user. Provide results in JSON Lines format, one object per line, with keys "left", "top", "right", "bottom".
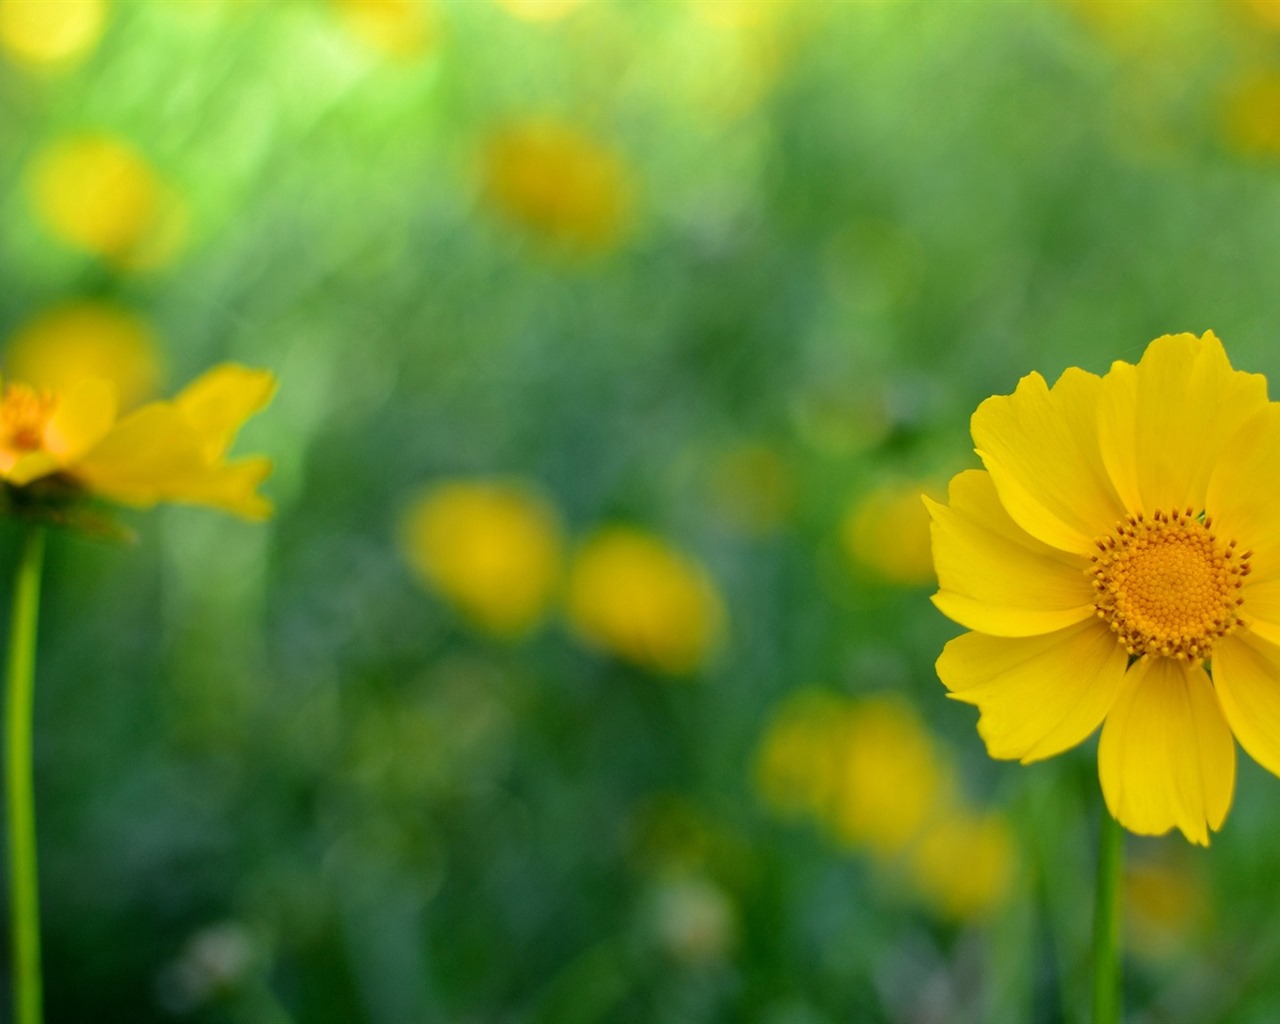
{"left": 928, "top": 469, "right": 1096, "bottom": 637}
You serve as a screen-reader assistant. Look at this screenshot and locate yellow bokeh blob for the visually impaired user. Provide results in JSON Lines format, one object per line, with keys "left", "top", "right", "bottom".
{"left": 842, "top": 480, "right": 940, "bottom": 586}
{"left": 331, "top": 0, "right": 435, "bottom": 58}
{"left": 0, "top": 0, "right": 106, "bottom": 69}
{"left": 566, "top": 527, "right": 725, "bottom": 675}
{"left": 708, "top": 443, "right": 793, "bottom": 536}
{"left": 910, "top": 811, "right": 1015, "bottom": 921}
{"left": 482, "top": 119, "right": 633, "bottom": 251}
{"left": 6, "top": 302, "right": 162, "bottom": 412}
{"left": 27, "top": 134, "right": 186, "bottom": 269}
{"left": 400, "top": 480, "right": 563, "bottom": 637}
{"left": 829, "top": 696, "right": 951, "bottom": 859}
{"left": 754, "top": 690, "right": 853, "bottom": 820}
{"left": 1222, "top": 71, "right": 1280, "bottom": 157}
{"left": 492, "top": 0, "right": 583, "bottom": 22}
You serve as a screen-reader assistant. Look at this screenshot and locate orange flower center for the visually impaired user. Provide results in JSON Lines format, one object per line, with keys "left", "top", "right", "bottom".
{"left": 1090, "top": 508, "right": 1249, "bottom": 661}
{"left": 0, "top": 383, "right": 55, "bottom": 452}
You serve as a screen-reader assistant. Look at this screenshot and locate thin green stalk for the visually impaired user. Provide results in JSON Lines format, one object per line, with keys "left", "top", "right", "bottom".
{"left": 6, "top": 526, "right": 46, "bottom": 1024}
{"left": 1091, "top": 807, "right": 1123, "bottom": 1024}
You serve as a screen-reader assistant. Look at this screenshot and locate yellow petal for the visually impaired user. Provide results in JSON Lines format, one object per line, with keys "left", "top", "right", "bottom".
{"left": 73, "top": 403, "right": 207, "bottom": 505}
{"left": 971, "top": 367, "right": 1124, "bottom": 554}
{"left": 1098, "top": 657, "right": 1235, "bottom": 845}
{"left": 6, "top": 452, "right": 60, "bottom": 487}
{"left": 1240, "top": 578, "right": 1280, "bottom": 646}
{"left": 158, "top": 456, "right": 275, "bottom": 521}
{"left": 43, "top": 377, "right": 117, "bottom": 462}
{"left": 1205, "top": 403, "right": 1280, "bottom": 584}
{"left": 928, "top": 469, "right": 1096, "bottom": 637}
{"left": 1099, "top": 332, "right": 1269, "bottom": 517}
{"left": 1210, "top": 632, "right": 1280, "bottom": 780}
{"left": 175, "top": 364, "right": 277, "bottom": 459}
{"left": 936, "top": 619, "right": 1127, "bottom": 763}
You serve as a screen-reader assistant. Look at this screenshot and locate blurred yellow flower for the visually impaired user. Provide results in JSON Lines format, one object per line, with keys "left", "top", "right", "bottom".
{"left": 1222, "top": 71, "right": 1280, "bottom": 157}
{"left": 910, "top": 811, "right": 1015, "bottom": 920}
{"left": 928, "top": 331, "right": 1280, "bottom": 845}
{"left": 566, "top": 527, "right": 724, "bottom": 674}
{"left": 6, "top": 302, "right": 161, "bottom": 412}
{"left": 829, "top": 696, "right": 950, "bottom": 859}
{"left": 482, "top": 119, "right": 633, "bottom": 251}
{"left": 0, "top": 363, "right": 275, "bottom": 520}
{"left": 27, "top": 134, "right": 186, "bottom": 269}
{"left": 331, "top": 0, "right": 435, "bottom": 58}
{"left": 491, "top": 0, "right": 583, "bottom": 21}
{"left": 754, "top": 689, "right": 851, "bottom": 819}
{"left": 0, "top": 0, "right": 106, "bottom": 70}
{"left": 400, "top": 481, "right": 563, "bottom": 637}
{"left": 842, "top": 480, "right": 940, "bottom": 586}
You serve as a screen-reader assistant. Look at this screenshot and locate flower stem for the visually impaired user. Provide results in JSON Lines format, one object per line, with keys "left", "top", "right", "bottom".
{"left": 6, "top": 526, "right": 46, "bottom": 1024}
{"left": 1092, "top": 806, "right": 1123, "bottom": 1024}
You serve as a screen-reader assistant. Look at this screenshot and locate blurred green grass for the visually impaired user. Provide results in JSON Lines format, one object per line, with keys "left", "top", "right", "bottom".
{"left": 4, "top": 0, "right": 1280, "bottom": 1021}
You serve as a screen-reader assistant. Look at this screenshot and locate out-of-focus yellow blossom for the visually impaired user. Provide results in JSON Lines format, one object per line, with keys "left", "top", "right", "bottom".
{"left": 27, "top": 134, "right": 187, "bottom": 269}
{"left": 0, "top": 0, "right": 106, "bottom": 70}
{"left": 1125, "top": 854, "right": 1207, "bottom": 959}
{"left": 6, "top": 302, "right": 161, "bottom": 412}
{"left": 0, "top": 363, "right": 274, "bottom": 520}
{"left": 566, "top": 527, "right": 725, "bottom": 674}
{"left": 910, "top": 811, "right": 1015, "bottom": 920}
{"left": 829, "top": 696, "right": 950, "bottom": 859}
{"left": 708, "top": 443, "right": 793, "bottom": 536}
{"left": 754, "top": 690, "right": 853, "bottom": 819}
{"left": 1232, "top": 0, "right": 1280, "bottom": 30}
{"left": 400, "top": 480, "right": 563, "bottom": 637}
{"left": 492, "top": 0, "right": 583, "bottom": 21}
{"left": 842, "top": 481, "right": 940, "bottom": 586}
{"left": 1222, "top": 71, "right": 1280, "bottom": 157}
{"left": 331, "top": 0, "right": 435, "bottom": 58}
{"left": 482, "top": 119, "right": 633, "bottom": 251}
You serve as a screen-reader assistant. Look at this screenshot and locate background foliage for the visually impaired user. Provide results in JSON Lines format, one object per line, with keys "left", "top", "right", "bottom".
{"left": 4, "top": 0, "right": 1280, "bottom": 1021}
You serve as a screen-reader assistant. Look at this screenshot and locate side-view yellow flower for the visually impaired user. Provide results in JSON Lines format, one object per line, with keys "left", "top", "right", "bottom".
{"left": 0, "top": 363, "right": 275, "bottom": 520}
{"left": 928, "top": 331, "right": 1280, "bottom": 844}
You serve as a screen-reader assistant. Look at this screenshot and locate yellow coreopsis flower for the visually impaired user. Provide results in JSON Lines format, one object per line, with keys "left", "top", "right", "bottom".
{"left": 0, "top": 363, "right": 275, "bottom": 521}
{"left": 928, "top": 331, "right": 1280, "bottom": 844}
{"left": 399, "top": 480, "right": 563, "bottom": 637}
{"left": 565, "top": 527, "right": 724, "bottom": 674}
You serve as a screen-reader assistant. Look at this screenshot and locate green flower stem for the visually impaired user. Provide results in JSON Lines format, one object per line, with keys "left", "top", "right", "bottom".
{"left": 1092, "top": 806, "right": 1124, "bottom": 1024}
{"left": 6, "top": 525, "right": 46, "bottom": 1024}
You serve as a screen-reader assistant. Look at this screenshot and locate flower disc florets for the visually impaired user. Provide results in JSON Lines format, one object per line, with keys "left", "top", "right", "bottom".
{"left": 1090, "top": 508, "right": 1251, "bottom": 661}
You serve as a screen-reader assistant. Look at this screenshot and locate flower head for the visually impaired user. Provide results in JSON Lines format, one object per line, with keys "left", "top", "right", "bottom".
{"left": 928, "top": 331, "right": 1280, "bottom": 844}
{"left": 565, "top": 527, "right": 724, "bottom": 675}
{"left": 398, "top": 480, "right": 563, "bottom": 637}
{"left": 0, "top": 363, "right": 275, "bottom": 522}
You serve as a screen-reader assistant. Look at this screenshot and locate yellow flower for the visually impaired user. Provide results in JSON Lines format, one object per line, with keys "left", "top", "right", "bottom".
{"left": 6, "top": 302, "right": 162, "bottom": 412}
{"left": 565, "top": 527, "right": 724, "bottom": 674}
{"left": 331, "top": 0, "right": 436, "bottom": 59}
{"left": 0, "top": 363, "right": 274, "bottom": 520}
{"left": 399, "top": 481, "right": 563, "bottom": 637}
{"left": 754, "top": 689, "right": 852, "bottom": 819}
{"left": 910, "top": 810, "right": 1015, "bottom": 921}
{"left": 27, "top": 134, "right": 186, "bottom": 269}
{"left": 0, "top": 0, "right": 107, "bottom": 70}
{"left": 842, "top": 480, "right": 940, "bottom": 586}
{"left": 482, "top": 119, "right": 633, "bottom": 251}
{"left": 1221, "top": 70, "right": 1280, "bottom": 157}
{"left": 927, "top": 331, "right": 1280, "bottom": 844}
{"left": 828, "top": 695, "right": 950, "bottom": 859}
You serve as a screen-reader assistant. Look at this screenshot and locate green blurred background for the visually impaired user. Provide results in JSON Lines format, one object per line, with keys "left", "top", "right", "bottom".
{"left": 4, "top": 0, "right": 1280, "bottom": 1021}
